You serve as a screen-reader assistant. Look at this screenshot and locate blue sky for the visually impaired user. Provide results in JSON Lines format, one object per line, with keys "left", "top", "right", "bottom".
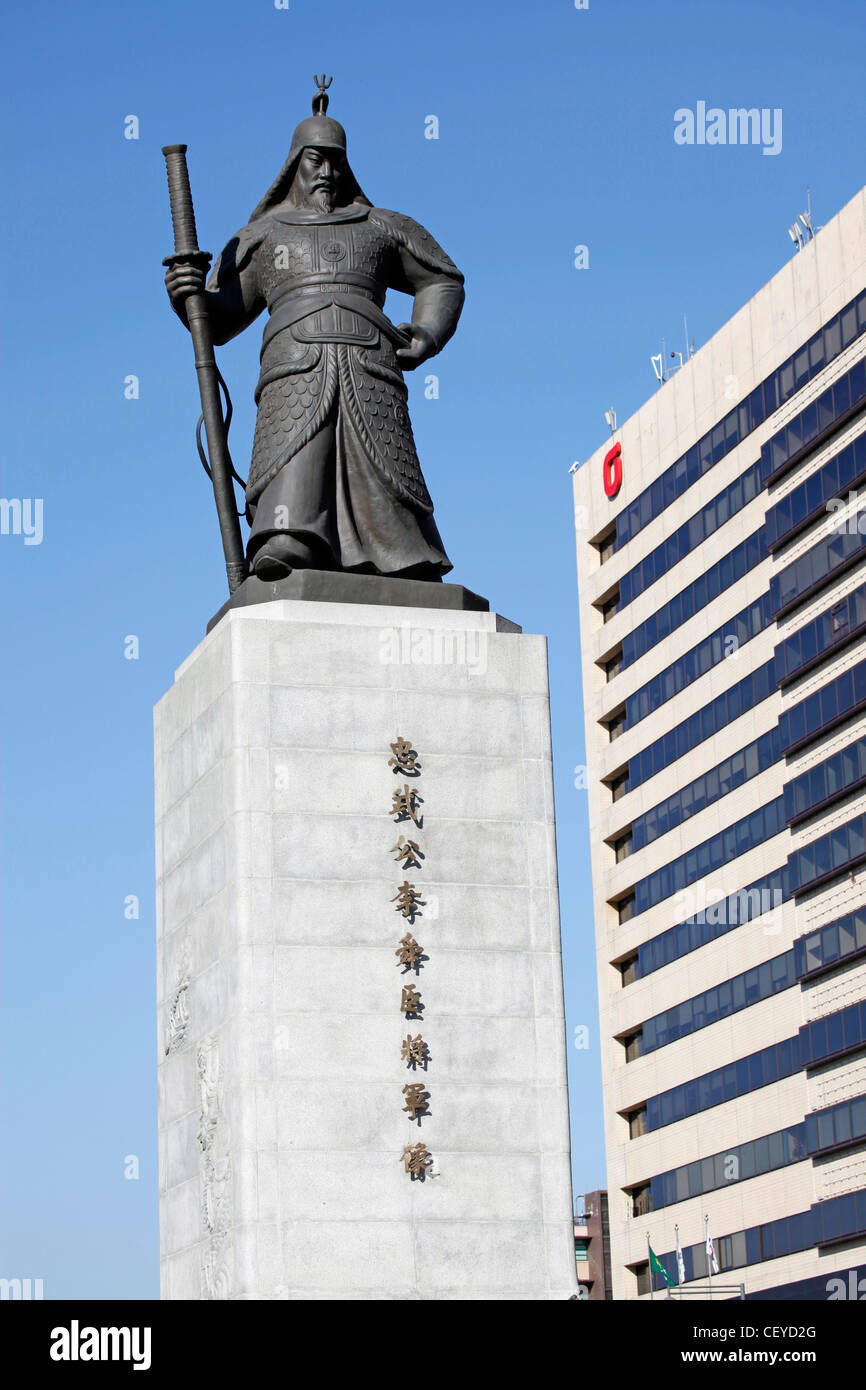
{"left": 2, "top": 0, "right": 864, "bottom": 1298}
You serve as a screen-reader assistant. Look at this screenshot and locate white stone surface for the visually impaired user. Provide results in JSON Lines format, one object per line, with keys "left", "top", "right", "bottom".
{"left": 155, "top": 600, "right": 576, "bottom": 1300}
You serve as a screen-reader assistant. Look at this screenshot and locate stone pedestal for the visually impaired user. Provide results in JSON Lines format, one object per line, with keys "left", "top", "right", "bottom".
{"left": 155, "top": 599, "right": 576, "bottom": 1300}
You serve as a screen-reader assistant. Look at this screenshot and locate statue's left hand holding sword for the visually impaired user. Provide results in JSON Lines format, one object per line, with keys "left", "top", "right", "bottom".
{"left": 161, "top": 144, "right": 248, "bottom": 595}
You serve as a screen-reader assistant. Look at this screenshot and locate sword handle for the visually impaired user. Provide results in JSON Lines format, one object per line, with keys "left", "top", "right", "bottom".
{"left": 161, "top": 144, "right": 248, "bottom": 596}
{"left": 162, "top": 144, "right": 201, "bottom": 258}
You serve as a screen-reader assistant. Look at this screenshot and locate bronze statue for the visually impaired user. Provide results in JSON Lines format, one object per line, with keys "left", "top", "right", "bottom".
{"left": 164, "top": 77, "right": 465, "bottom": 587}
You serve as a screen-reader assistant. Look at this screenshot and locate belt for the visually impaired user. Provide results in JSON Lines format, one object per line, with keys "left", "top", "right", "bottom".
{"left": 262, "top": 282, "right": 410, "bottom": 353}
{"left": 269, "top": 271, "right": 382, "bottom": 299}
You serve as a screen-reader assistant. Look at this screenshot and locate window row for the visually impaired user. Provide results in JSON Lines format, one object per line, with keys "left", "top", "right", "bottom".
{"left": 805, "top": 1094, "right": 866, "bottom": 1157}
{"left": 783, "top": 734, "right": 866, "bottom": 825}
{"left": 770, "top": 511, "right": 866, "bottom": 616}
{"left": 628, "top": 659, "right": 776, "bottom": 790}
{"left": 611, "top": 290, "right": 866, "bottom": 552}
{"left": 798, "top": 999, "right": 866, "bottom": 1068}
{"left": 643, "top": 1034, "right": 801, "bottom": 1133}
{"left": 765, "top": 427, "right": 866, "bottom": 550}
{"left": 787, "top": 810, "right": 866, "bottom": 894}
{"left": 638, "top": 948, "right": 795, "bottom": 1057}
{"left": 636, "top": 869, "right": 786, "bottom": 980}
{"left": 644, "top": 1122, "right": 806, "bottom": 1213}
{"left": 632, "top": 729, "right": 780, "bottom": 853}
{"left": 794, "top": 907, "right": 866, "bottom": 980}
{"left": 618, "top": 457, "right": 767, "bottom": 610}
{"left": 649, "top": 1186, "right": 866, "bottom": 1290}
{"left": 624, "top": 592, "right": 774, "bottom": 729}
{"left": 778, "top": 655, "right": 866, "bottom": 755}
{"left": 621, "top": 529, "right": 767, "bottom": 669}
{"left": 763, "top": 357, "right": 866, "bottom": 481}
{"left": 774, "top": 582, "right": 866, "bottom": 686}
{"left": 628, "top": 797, "right": 786, "bottom": 919}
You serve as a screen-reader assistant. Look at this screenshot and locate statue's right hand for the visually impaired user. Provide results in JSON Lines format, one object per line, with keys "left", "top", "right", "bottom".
{"left": 164, "top": 262, "right": 206, "bottom": 304}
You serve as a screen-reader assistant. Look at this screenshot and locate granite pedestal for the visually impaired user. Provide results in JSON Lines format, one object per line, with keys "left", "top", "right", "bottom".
{"left": 155, "top": 598, "right": 576, "bottom": 1299}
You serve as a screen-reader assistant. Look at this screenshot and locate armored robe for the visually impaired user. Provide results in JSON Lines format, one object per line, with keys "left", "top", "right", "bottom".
{"left": 202, "top": 201, "right": 465, "bottom": 579}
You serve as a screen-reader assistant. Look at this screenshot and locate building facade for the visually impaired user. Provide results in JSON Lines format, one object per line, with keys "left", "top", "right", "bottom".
{"left": 573, "top": 185, "right": 866, "bottom": 1299}
{"left": 574, "top": 1190, "right": 612, "bottom": 1299}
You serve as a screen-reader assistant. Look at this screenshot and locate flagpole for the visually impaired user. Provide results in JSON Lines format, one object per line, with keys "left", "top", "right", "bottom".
{"left": 705, "top": 1214, "right": 713, "bottom": 1301}
{"left": 646, "top": 1231, "right": 653, "bottom": 1301}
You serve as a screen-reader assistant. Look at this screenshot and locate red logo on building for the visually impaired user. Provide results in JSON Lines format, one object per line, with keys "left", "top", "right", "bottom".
{"left": 603, "top": 442, "right": 622, "bottom": 498}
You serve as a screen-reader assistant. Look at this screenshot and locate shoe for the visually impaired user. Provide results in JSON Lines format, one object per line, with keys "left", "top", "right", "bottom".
{"left": 252, "top": 551, "right": 292, "bottom": 581}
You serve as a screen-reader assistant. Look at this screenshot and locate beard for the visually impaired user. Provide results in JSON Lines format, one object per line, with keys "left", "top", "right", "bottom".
{"left": 309, "top": 185, "right": 335, "bottom": 213}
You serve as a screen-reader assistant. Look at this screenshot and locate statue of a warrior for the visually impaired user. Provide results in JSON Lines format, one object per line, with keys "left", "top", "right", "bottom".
{"left": 164, "top": 79, "right": 465, "bottom": 583}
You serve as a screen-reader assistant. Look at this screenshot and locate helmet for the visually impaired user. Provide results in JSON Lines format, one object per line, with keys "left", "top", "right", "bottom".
{"left": 249, "top": 78, "right": 370, "bottom": 219}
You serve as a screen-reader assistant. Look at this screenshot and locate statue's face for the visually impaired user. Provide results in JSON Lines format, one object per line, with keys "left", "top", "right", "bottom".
{"left": 289, "top": 146, "right": 346, "bottom": 212}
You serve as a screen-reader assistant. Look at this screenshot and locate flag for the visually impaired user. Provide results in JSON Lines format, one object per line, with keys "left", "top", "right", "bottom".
{"left": 705, "top": 1218, "right": 719, "bottom": 1275}
{"left": 648, "top": 1244, "right": 674, "bottom": 1288}
{"left": 675, "top": 1227, "right": 686, "bottom": 1285}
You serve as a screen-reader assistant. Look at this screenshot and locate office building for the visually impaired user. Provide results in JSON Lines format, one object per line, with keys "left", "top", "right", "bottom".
{"left": 573, "top": 185, "right": 866, "bottom": 1298}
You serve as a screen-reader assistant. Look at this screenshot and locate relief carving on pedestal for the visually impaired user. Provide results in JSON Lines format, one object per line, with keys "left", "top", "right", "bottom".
{"left": 196, "top": 1036, "right": 233, "bottom": 1299}
{"left": 164, "top": 952, "right": 190, "bottom": 1056}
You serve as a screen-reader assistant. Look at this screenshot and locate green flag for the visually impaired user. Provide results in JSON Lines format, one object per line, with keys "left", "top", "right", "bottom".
{"left": 648, "top": 1245, "right": 674, "bottom": 1288}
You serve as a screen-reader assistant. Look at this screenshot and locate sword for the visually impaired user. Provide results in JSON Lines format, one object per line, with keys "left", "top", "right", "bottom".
{"left": 161, "top": 144, "right": 248, "bottom": 595}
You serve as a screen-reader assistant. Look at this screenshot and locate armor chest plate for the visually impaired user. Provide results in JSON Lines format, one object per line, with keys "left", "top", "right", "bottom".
{"left": 257, "top": 218, "right": 395, "bottom": 302}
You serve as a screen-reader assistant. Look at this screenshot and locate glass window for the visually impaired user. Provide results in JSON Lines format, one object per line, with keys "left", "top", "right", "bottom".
{"left": 773, "top": 1220, "right": 791, "bottom": 1258}
{"left": 838, "top": 915, "right": 857, "bottom": 958}
{"left": 837, "top": 1193, "right": 858, "bottom": 1238}
{"left": 834, "top": 1103, "right": 852, "bottom": 1147}
{"left": 826, "top": 1011, "right": 845, "bottom": 1055}
{"left": 834, "top": 374, "right": 851, "bottom": 417}
{"left": 760, "top": 1223, "right": 775, "bottom": 1260}
{"left": 843, "top": 1003, "right": 862, "bottom": 1048}
{"left": 787, "top": 1212, "right": 806, "bottom": 1254}
{"left": 717, "top": 981, "right": 733, "bottom": 1018}
{"left": 753, "top": 1136, "right": 770, "bottom": 1175}
{"left": 687, "top": 1160, "right": 701, "bottom": 1198}
{"left": 817, "top": 1111, "right": 835, "bottom": 1149}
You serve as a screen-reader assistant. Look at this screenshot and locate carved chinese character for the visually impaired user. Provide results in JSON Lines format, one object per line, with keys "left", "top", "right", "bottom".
{"left": 391, "top": 784, "right": 423, "bottom": 827}
{"left": 388, "top": 737, "right": 420, "bottom": 776}
{"left": 395, "top": 932, "right": 424, "bottom": 972}
{"left": 399, "top": 1142, "right": 432, "bottom": 1179}
{"left": 402, "top": 1082, "right": 429, "bottom": 1122}
{"left": 390, "top": 834, "right": 424, "bottom": 870}
{"left": 400, "top": 984, "right": 423, "bottom": 1017}
{"left": 401, "top": 1033, "right": 429, "bottom": 1070}
{"left": 391, "top": 881, "right": 423, "bottom": 921}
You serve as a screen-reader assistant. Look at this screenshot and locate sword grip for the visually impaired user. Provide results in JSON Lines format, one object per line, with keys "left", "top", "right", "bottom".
{"left": 162, "top": 144, "right": 200, "bottom": 257}
{"left": 161, "top": 143, "right": 248, "bottom": 597}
